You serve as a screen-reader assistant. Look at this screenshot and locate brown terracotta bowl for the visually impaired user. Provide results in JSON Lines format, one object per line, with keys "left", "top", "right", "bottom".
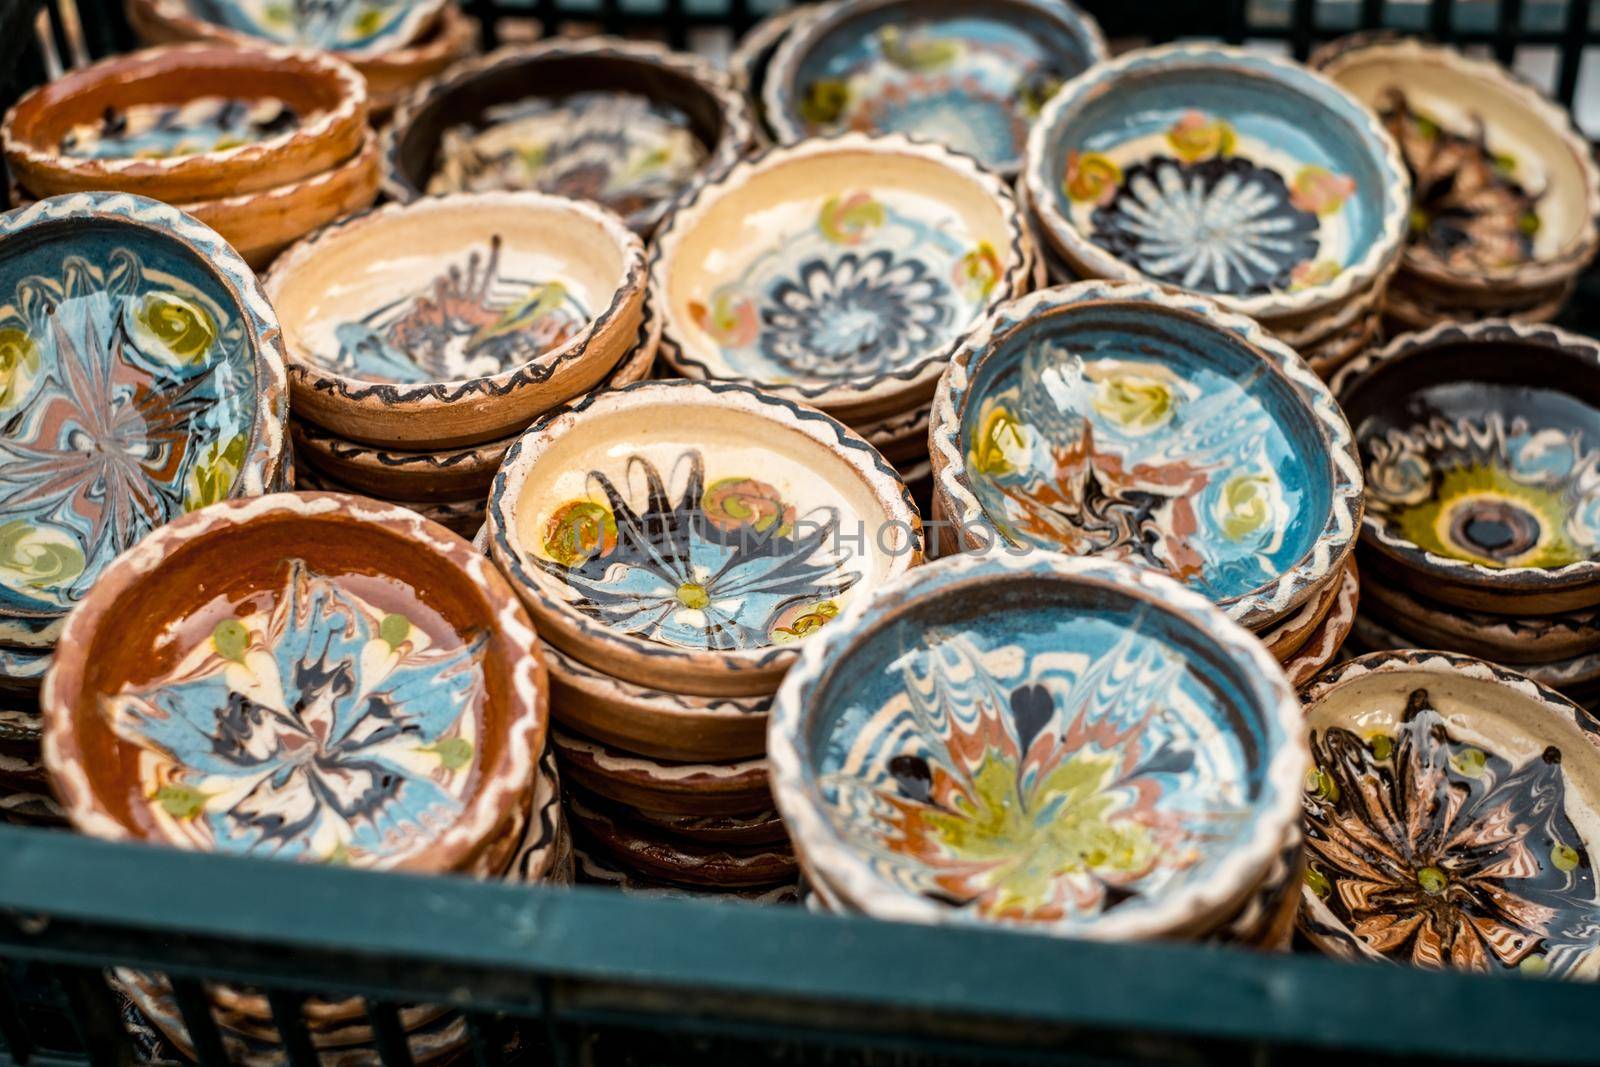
{"left": 41, "top": 492, "right": 547, "bottom": 873}
{"left": 552, "top": 726, "right": 772, "bottom": 817}
{"left": 566, "top": 792, "right": 797, "bottom": 889}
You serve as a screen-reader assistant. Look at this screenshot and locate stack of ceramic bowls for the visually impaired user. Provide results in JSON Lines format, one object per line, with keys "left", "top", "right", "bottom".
{"left": 1297, "top": 651, "right": 1600, "bottom": 977}
{"left": 0, "top": 194, "right": 290, "bottom": 823}
{"left": 1312, "top": 36, "right": 1600, "bottom": 330}
{"left": 651, "top": 132, "right": 1039, "bottom": 492}
{"left": 929, "top": 281, "right": 1362, "bottom": 687}
{"left": 1022, "top": 43, "right": 1409, "bottom": 379}
{"left": 770, "top": 551, "right": 1308, "bottom": 948}
{"left": 263, "top": 191, "right": 653, "bottom": 537}
{"left": 2, "top": 45, "right": 378, "bottom": 269}
{"left": 383, "top": 38, "right": 754, "bottom": 235}
{"left": 756, "top": 0, "right": 1106, "bottom": 180}
{"left": 40, "top": 492, "right": 561, "bottom": 1059}
{"left": 1333, "top": 321, "right": 1600, "bottom": 705}
{"left": 124, "top": 0, "right": 479, "bottom": 118}
{"left": 485, "top": 380, "right": 924, "bottom": 896}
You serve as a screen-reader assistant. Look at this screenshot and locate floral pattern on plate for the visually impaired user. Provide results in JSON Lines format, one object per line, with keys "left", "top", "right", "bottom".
{"left": 0, "top": 248, "right": 259, "bottom": 622}
{"left": 1063, "top": 110, "right": 1356, "bottom": 297}
{"left": 105, "top": 558, "right": 486, "bottom": 864}
{"left": 58, "top": 96, "right": 300, "bottom": 161}
{"left": 1303, "top": 686, "right": 1597, "bottom": 974}
{"left": 324, "top": 235, "right": 589, "bottom": 383}
{"left": 1362, "top": 411, "right": 1600, "bottom": 569}
{"left": 689, "top": 191, "right": 998, "bottom": 383}
{"left": 534, "top": 449, "right": 859, "bottom": 651}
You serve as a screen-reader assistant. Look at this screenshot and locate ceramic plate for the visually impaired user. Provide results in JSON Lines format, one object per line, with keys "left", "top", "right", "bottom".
{"left": 147, "top": 0, "right": 445, "bottom": 59}
{"left": 768, "top": 550, "right": 1307, "bottom": 938}
{"left": 930, "top": 281, "right": 1362, "bottom": 630}
{"left": 1024, "top": 43, "right": 1407, "bottom": 321}
{"left": 0, "top": 193, "right": 287, "bottom": 647}
{"left": 763, "top": 0, "right": 1105, "bottom": 175}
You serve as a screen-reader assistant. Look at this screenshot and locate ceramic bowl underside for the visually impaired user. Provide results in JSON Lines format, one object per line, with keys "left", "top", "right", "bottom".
{"left": 1300, "top": 654, "right": 1600, "bottom": 976}
{"left": 952, "top": 302, "right": 1336, "bottom": 607}
{"left": 770, "top": 0, "right": 1104, "bottom": 173}
{"left": 1029, "top": 48, "right": 1402, "bottom": 314}
{"left": 170, "top": 0, "right": 442, "bottom": 55}
{"left": 776, "top": 554, "right": 1302, "bottom": 935}
{"left": 661, "top": 146, "right": 1015, "bottom": 392}
{"left": 0, "top": 212, "right": 275, "bottom": 631}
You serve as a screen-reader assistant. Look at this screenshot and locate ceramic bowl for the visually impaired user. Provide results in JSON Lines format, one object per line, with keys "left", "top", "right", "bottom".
{"left": 929, "top": 281, "right": 1362, "bottom": 630}
{"left": 652, "top": 133, "right": 1030, "bottom": 422}
{"left": 1023, "top": 43, "right": 1408, "bottom": 322}
{"left": 0, "top": 193, "right": 288, "bottom": 648}
{"left": 291, "top": 464, "right": 486, "bottom": 537}
{"left": 0, "top": 646, "right": 51, "bottom": 695}
{"left": 136, "top": 0, "right": 446, "bottom": 59}
{"left": 1298, "top": 651, "right": 1600, "bottom": 976}
{"left": 265, "top": 192, "right": 647, "bottom": 449}
{"left": 769, "top": 549, "right": 1307, "bottom": 938}
{"left": 1283, "top": 560, "right": 1359, "bottom": 689}
{"left": 41, "top": 492, "right": 546, "bottom": 872}
{"left": 2, "top": 44, "right": 367, "bottom": 202}
{"left": 1259, "top": 557, "right": 1354, "bottom": 664}
{"left": 1334, "top": 320, "right": 1600, "bottom": 614}
{"left": 383, "top": 39, "right": 754, "bottom": 234}
{"left": 567, "top": 793, "right": 797, "bottom": 889}
{"left": 729, "top": 3, "right": 823, "bottom": 140}
{"left": 488, "top": 380, "right": 923, "bottom": 697}
{"left": 573, "top": 839, "right": 800, "bottom": 903}
{"left": 625, "top": 802, "right": 789, "bottom": 847}
{"left": 763, "top": 0, "right": 1105, "bottom": 176}
{"left": 1315, "top": 37, "right": 1600, "bottom": 298}
{"left": 552, "top": 727, "right": 772, "bottom": 817}
{"left": 1362, "top": 579, "right": 1600, "bottom": 666}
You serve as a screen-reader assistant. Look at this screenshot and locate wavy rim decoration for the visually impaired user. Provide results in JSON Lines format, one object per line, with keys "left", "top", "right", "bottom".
{"left": 650, "top": 130, "right": 1031, "bottom": 409}
{"left": 1284, "top": 559, "right": 1360, "bottom": 689}
{"left": 728, "top": 2, "right": 830, "bottom": 97}
{"left": 379, "top": 37, "right": 756, "bottom": 218}
{"left": 1332, "top": 318, "right": 1600, "bottom": 597}
{"left": 767, "top": 549, "right": 1309, "bottom": 940}
{"left": 1301, "top": 648, "right": 1600, "bottom": 713}
{"left": 1023, "top": 42, "right": 1409, "bottom": 321}
{"left": 487, "top": 378, "right": 923, "bottom": 686}
{"left": 1313, "top": 35, "right": 1600, "bottom": 293}
{"left": 545, "top": 641, "right": 770, "bottom": 721}
{"left": 40, "top": 491, "right": 548, "bottom": 873}
{"left": 928, "top": 279, "right": 1364, "bottom": 630}
{"left": 141, "top": 0, "right": 447, "bottom": 61}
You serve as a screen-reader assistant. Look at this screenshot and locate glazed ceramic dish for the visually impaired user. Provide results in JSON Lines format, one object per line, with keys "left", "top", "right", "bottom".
{"left": 652, "top": 133, "right": 1029, "bottom": 421}
{"left": 1299, "top": 651, "right": 1600, "bottom": 976}
{"left": 1024, "top": 43, "right": 1407, "bottom": 321}
{"left": 41, "top": 492, "right": 546, "bottom": 872}
{"left": 265, "top": 192, "right": 646, "bottom": 448}
{"left": 489, "top": 380, "right": 922, "bottom": 696}
{"left": 138, "top": 0, "right": 446, "bottom": 59}
{"left": 1283, "top": 560, "right": 1359, "bottom": 688}
{"left": 929, "top": 281, "right": 1362, "bottom": 630}
{"left": 1335, "top": 320, "right": 1600, "bottom": 614}
{"left": 769, "top": 550, "right": 1307, "bottom": 938}
{"left": 0, "top": 193, "right": 288, "bottom": 648}
{"left": 384, "top": 39, "right": 754, "bottom": 233}
{"left": 1315, "top": 37, "right": 1600, "bottom": 295}
{"left": 566, "top": 793, "right": 797, "bottom": 889}
{"left": 1362, "top": 579, "right": 1600, "bottom": 666}
{"left": 729, "top": 3, "right": 822, "bottom": 139}
{"left": 553, "top": 727, "right": 772, "bottom": 817}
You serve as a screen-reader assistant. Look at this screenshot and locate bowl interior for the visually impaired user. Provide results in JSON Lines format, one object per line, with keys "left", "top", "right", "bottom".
{"left": 1040, "top": 58, "right": 1391, "bottom": 300}
{"left": 186, "top": 0, "right": 435, "bottom": 53}
{"left": 271, "top": 199, "right": 631, "bottom": 384}
{"left": 63, "top": 509, "right": 520, "bottom": 865}
{"left": 783, "top": 0, "right": 1100, "bottom": 172}
{"left": 664, "top": 149, "right": 1012, "bottom": 388}
{"left": 956, "top": 302, "right": 1334, "bottom": 604}
{"left": 802, "top": 568, "right": 1286, "bottom": 926}
{"left": 0, "top": 216, "right": 266, "bottom": 623}
{"left": 510, "top": 394, "right": 905, "bottom": 653}
{"left": 1342, "top": 336, "right": 1600, "bottom": 570}
{"left": 1329, "top": 49, "right": 1590, "bottom": 266}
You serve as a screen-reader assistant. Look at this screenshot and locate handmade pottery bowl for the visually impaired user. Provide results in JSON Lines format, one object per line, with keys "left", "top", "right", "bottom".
{"left": 729, "top": 3, "right": 823, "bottom": 140}
{"left": 552, "top": 727, "right": 772, "bottom": 817}
{"left": 763, "top": 0, "right": 1105, "bottom": 175}
{"left": 2, "top": 44, "right": 367, "bottom": 202}
{"left": 652, "top": 133, "right": 1029, "bottom": 422}
{"left": 1315, "top": 37, "right": 1600, "bottom": 298}
{"left": 291, "top": 464, "right": 487, "bottom": 537}
{"left": 265, "top": 192, "right": 647, "bottom": 449}
{"left": 0, "top": 193, "right": 288, "bottom": 648}
{"left": 0, "top": 646, "right": 51, "bottom": 695}
{"left": 488, "top": 380, "right": 922, "bottom": 697}
{"left": 1299, "top": 651, "right": 1600, "bottom": 976}
{"left": 1259, "top": 557, "right": 1354, "bottom": 664}
{"left": 383, "top": 39, "right": 754, "bottom": 234}
{"left": 357, "top": 3, "right": 481, "bottom": 118}
{"left": 138, "top": 0, "right": 446, "bottom": 59}
{"left": 573, "top": 839, "right": 800, "bottom": 903}
{"left": 1335, "top": 320, "right": 1600, "bottom": 614}
{"left": 1349, "top": 610, "right": 1600, "bottom": 697}
{"left": 1283, "top": 560, "right": 1359, "bottom": 689}
{"left": 41, "top": 492, "right": 546, "bottom": 872}
{"left": 1362, "top": 579, "right": 1600, "bottom": 666}
{"left": 625, "top": 802, "right": 789, "bottom": 847}
{"left": 929, "top": 281, "right": 1362, "bottom": 630}
{"left": 769, "top": 550, "right": 1307, "bottom": 938}
{"left": 566, "top": 793, "right": 797, "bottom": 889}
{"left": 1024, "top": 43, "right": 1407, "bottom": 322}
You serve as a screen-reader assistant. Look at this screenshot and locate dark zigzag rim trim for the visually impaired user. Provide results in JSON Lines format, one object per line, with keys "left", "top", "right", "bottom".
{"left": 548, "top": 641, "right": 770, "bottom": 716}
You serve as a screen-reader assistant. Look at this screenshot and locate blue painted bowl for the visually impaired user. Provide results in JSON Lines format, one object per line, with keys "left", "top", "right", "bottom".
{"left": 150, "top": 0, "right": 446, "bottom": 58}
{"left": 0, "top": 193, "right": 288, "bottom": 648}
{"left": 1023, "top": 43, "right": 1407, "bottom": 321}
{"left": 768, "top": 550, "right": 1307, "bottom": 938}
{"left": 929, "top": 281, "right": 1362, "bottom": 630}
